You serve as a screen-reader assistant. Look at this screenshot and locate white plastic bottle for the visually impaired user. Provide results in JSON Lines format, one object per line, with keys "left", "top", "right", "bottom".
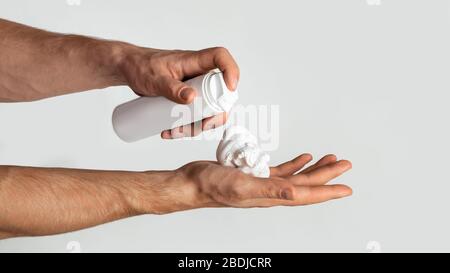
{"left": 112, "top": 71, "right": 239, "bottom": 142}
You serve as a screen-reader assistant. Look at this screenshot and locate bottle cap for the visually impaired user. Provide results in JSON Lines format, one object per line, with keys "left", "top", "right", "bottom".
{"left": 207, "top": 72, "right": 239, "bottom": 112}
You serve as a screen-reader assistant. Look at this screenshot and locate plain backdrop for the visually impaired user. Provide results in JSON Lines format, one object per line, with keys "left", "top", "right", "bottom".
{"left": 0, "top": 0, "right": 449, "bottom": 253}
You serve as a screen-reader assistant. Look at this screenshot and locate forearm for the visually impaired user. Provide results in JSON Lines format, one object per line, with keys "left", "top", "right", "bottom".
{"left": 0, "top": 18, "right": 130, "bottom": 102}
{"left": 0, "top": 166, "right": 189, "bottom": 239}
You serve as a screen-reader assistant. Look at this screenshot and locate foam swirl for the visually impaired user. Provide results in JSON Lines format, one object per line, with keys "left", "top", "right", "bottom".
{"left": 216, "top": 126, "right": 270, "bottom": 178}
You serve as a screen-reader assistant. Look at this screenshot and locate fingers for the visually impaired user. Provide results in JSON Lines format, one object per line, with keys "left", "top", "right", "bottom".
{"left": 269, "top": 154, "right": 338, "bottom": 178}
{"left": 230, "top": 175, "right": 351, "bottom": 204}
{"left": 154, "top": 76, "right": 197, "bottom": 104}
{"left": 300, "top": 154, "right": 337, "bottom": 174}
{"left": 130, "top": 47, "right": 238, "bottom": 103}
{"left": 182, "top": 47, "right": 240, "bottom": 91}
{"left": 292, "top": 160, "right": 352, "bottom": 186}
{"left": 232, "top": 184, "right": 352, "bottom": 208}
{"left": 197, "top": 160, "right": 352, "bottom": 209}
{"left": 270, "top": 154, "right": 312, "bottom": 177}
{"left": 233, "top": 178, "right": 297, "bottom": 201}
{"left": 161, "top": 113, "right": 228, "bottom": 139}
{"left": 161, "top": 120, "right": 202, "bottom": 139}
{"left": 289, "top": 184, "right": 352, "bottom": 206}
{"left": 291, "top": 184, "right": 352, "bottom": 205}
{"left": 202, "top": 112, "right": 228, "bottom": 131}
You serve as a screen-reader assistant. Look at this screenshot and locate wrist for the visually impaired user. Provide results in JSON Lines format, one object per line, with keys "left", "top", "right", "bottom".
{"left": 95, "top": 40, "right": 137, "bottom": 86}
{"left": 126, "top": 170, "right": 201, "bottom": 215}
{"left": 113, "top": 43, "right": 162, "bottom": 89}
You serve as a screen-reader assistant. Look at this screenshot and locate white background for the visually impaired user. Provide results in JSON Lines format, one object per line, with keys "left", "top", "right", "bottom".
{"left": 0, "top": 0, "right": 449, "bottom": 252}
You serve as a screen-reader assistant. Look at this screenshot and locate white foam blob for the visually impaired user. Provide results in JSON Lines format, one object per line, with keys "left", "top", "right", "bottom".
{"left": 216, "top": 126, "right": 270, "bottom": 178}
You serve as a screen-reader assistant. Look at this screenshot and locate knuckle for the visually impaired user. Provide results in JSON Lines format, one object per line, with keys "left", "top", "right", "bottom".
{"left": 147, "top": 56, "right": 163, "bottom": 73}
{"left": 264, "top": 189, "right": 278, "bottom": 199}
{"left": 229, "top": 185, "right": 243, "bottom": 200}
{"left": 281, "top": 186, "right": 295, "bottom": 200}
{"left": 206, "top": 169, "right": 247, "bottom": 204}
{"left": 166, "top": 60, "right": 184, "bottom": 79}
{"left": 304, "top": 172, "right": 315, "bottom": 180}
{"left": 225, "top": 175, "right": 246, "bottom": 199}
{"left": 191, "top": 122, "right": 202, "bottom": 136}
{"left": 170, "top": 127, "right": 184, "bottom": 138}
{"left": 296, "top": 173, "right": 308, "bottom": 182}
{"left": 143, "top": 78, "right": 157, "bottom": 95}
{"left": 235, "top": 62, "right": 241, "bottom": 72}
{"left": 301, "top": 187, "right": 312, "bottom": 200}
{"left": 212, "top": 46, "right": 229, "bottom": 56}
{"left": 191, "top": 128, "right": 201, "bottom": 137}
{"left": 260, "top": 184, "right": 279, "bottom": 199}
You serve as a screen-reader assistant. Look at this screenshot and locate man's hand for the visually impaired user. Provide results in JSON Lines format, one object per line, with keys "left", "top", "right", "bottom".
{"left": 144, "top": 154, "right": 352, "bottom": 214}
{"left": 118, "top": 46, "right": 239, "bottom": 139}
{"left": 0, "top": 19, "right": 353, "bottom": 240}
{"left": 0, "top": 154, "right": 351, "bottom": 239}
{"left": 0, "top": 18, "right": 238, "bottom": 139}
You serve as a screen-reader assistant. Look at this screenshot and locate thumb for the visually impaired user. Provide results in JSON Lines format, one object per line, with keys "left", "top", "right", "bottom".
{"left": 156, "top": 76, "right": 197, "bottom": 104}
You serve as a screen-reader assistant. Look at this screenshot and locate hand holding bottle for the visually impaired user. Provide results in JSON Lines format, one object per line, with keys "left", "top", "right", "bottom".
{"left": 117, "top": 46, "right": 240, "bottom": 139}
